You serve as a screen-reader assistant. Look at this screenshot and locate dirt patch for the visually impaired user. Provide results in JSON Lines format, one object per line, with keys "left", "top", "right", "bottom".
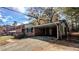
{"left": 0, "top": 40, "right": 8, "bottom": 46}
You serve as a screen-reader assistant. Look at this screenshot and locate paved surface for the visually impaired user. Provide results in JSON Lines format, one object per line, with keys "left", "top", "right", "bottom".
{"left": 0, "top": 36, "right": 79, "bottom": 51}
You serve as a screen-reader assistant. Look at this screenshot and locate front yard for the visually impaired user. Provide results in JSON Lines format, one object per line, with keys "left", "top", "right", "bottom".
{"left": 0, "top": 36, "right": 14, "bottom": 46}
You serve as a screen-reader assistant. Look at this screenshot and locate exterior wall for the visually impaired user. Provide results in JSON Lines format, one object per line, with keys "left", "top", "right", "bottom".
{"left": 16, "top": 28, "right": 22, "bottom": 32}
{"left": 14, "top": 25, "right": 25, "bottom": 35}
{"left": 36, "top": 27, "right": 57, "bottom": 37}
{"left": 34, "top": 28, "right": 43, "bottom": 36}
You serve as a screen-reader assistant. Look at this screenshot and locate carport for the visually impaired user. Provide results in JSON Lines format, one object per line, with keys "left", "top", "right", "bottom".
{"left": 25, "top": 22, "right": 60, "bottom": 39}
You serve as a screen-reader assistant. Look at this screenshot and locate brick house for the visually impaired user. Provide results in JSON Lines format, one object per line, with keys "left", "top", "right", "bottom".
{"left": 24, "top": 21, "right": 68, "bottom": 40}
{"left": 25, "top": 22, "right": 61, "bottom": 39}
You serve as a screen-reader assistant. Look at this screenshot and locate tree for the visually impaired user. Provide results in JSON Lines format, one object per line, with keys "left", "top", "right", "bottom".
{"left": 27, "top": 7, "right": 45, "bottom": 19}
{"left": 44, "top": 7, "right": 55, "bottom": 22}
{"left": 63, "top": 7, "right": 79, "bottom": 31}
{"left": 27, "top": 7, "right": 47, "bottom": 25}
{"left": 12, "top": 21, "right": 17, "bottom": 26}
{"left": 27, "top": 7, "right": 60, "bottom": 25}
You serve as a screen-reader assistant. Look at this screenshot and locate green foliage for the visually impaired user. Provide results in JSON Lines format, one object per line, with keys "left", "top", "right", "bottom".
{"left": 12, "top": 21, "right": 17, "bottom": 26}
{"left": 64, "top": 7, "right": 79, "bottom": 17}
{"left": 63, "top": 7, "right": 79, "bottom": 31}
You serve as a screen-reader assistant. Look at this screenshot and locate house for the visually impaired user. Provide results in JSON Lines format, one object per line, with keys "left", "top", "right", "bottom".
{"left": 24, "top": 21, "right": 68, "bottom": 39}
{"left": 0, "top": 24, "right": 25, "bottom": 36}
{"left": 25, "top": 22, "right": 59, "bottom": 39}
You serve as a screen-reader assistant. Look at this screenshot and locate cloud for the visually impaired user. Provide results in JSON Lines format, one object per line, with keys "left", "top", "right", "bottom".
{"left": 16, "top": 23, "right": 21, "bottom": 26}
{"left": 0, "top": 13, "right": 4, "bottom": 19}
{"left": 1, "top": 16, "right": 13, "bottom": 22}
{"left": 11, "top": 7, "right": 26, "bottom": 13}
{"left": 23, "top": 21, "right": 29, "bottom": 24}
{"left": 16, "top": 7, "right": 26, "bottom": 13}
{"left": 0, "top": 13, "right": 2, "bottom": 18}
{"left": 0, "top": 13, "right": 6, "bottom": 22}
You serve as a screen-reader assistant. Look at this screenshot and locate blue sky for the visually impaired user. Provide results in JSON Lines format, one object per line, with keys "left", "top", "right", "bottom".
{"left": 0, "top": 7, "right": 66, "bottom": 26}
{"left": 0, "top": 7, "right": 29, "bottom": 26}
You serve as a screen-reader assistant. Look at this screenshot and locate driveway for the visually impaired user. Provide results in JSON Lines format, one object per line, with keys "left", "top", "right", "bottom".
{"left": 0, "top": 36, "right": 79, "bottom": 51}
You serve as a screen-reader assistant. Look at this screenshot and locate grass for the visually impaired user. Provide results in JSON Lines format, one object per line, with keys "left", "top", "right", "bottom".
{"left": 0, "top": 36, "right": 14, "bottom": 45}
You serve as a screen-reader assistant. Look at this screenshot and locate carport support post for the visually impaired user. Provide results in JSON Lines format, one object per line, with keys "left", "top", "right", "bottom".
{"left": 56, "top": 23, "right": 59, "bottom": 39}
{"left": 33, "top": 27, "right": 35, "bottom": 36}
{"left": 49, "top": 28, "right": 52, "bottom": 36}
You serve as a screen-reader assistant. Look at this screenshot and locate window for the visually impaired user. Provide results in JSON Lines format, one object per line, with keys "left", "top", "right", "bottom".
{"left": 27, "top": 28, "right": 33, "bottom": 32}
{"left": 30, "top": 28, "right": 33, "bottom": 32}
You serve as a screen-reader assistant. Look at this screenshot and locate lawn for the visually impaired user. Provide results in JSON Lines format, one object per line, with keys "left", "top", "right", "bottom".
{"left": 0, "top": 36, "right": 14, "bottom": 46}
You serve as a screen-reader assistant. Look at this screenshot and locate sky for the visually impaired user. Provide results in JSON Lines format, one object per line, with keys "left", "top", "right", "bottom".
{"left": 0, "top": 7, "right": 29, "bottom": 26}
{"left": 0, "top": 7, "right": 66, "bottom": 26}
